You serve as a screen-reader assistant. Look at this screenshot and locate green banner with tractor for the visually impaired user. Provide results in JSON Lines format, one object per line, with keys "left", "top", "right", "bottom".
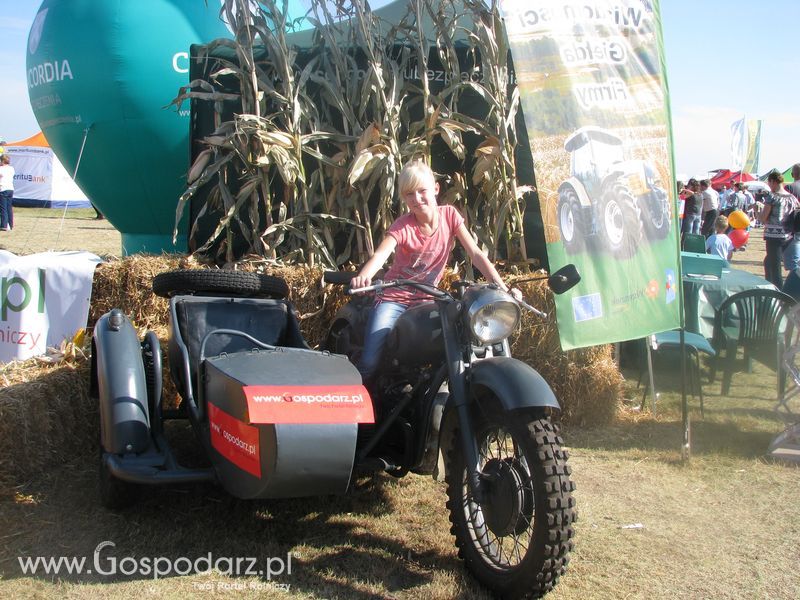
{"left": 499, "top": 0, "right": 681, "bottom": 349}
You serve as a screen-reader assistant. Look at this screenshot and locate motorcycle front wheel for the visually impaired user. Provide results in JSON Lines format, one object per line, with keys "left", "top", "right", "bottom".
{"left": 446, "top": 410, "right": 576, "bottom": 599}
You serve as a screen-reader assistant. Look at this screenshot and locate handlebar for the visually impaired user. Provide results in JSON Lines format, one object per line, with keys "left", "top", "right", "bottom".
{"left": 324, "top": 271, "right": 450, "bottom": 299}
{"left": 349, "top": 279, "right": 451, "bottom": 299}
{"left": 322, "top": 270, "right": 357, "bottom": 285}
{"left": 516, "top": 297, "right": 548, "bottom": 319}
{"left": 324, "top": 271, "right": 548, "bottom": 317}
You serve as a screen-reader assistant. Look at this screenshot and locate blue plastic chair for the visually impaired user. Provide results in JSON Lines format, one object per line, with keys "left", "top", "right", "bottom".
{"left": 641, "top": 330, "right": 716, "bottom": 417}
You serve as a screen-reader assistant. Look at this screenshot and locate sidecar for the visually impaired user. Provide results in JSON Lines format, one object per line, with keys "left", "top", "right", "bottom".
{"left": 91, "top": 270, "right": 374, "bottom": 508}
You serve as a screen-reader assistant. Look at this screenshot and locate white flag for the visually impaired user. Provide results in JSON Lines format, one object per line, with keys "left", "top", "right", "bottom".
{"left": 730, "top": 117, "right": 747, "bottom": 171}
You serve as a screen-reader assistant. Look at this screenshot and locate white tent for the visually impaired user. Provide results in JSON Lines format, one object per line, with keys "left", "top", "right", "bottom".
{"left": 5, "top": 132, "right": 91, "bottom": 208}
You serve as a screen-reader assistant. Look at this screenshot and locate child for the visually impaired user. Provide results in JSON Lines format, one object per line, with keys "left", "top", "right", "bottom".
{"left": 705, "top": 215, "right": 733, "bottom": 261}
{"left": 351, "top": 160, "right": 521, "bottom": 380}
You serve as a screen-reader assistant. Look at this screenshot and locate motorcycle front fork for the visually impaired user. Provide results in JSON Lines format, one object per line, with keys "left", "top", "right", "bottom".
{"left": 439, "top": 302, "right": 486, "bottom": 503}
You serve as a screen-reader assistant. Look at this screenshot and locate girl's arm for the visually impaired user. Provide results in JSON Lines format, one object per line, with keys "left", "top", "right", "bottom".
{"left": 455, "top": 224, "right": 521, "bottom": 299}
{"left": 351, "top": 236, "right": 397, "bottom": 289}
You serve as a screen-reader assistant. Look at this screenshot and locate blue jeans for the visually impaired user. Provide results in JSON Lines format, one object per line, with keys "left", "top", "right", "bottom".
{"left": 358, "top": 301, "right": 407, "bottom": 380}
{"left": 783, "top": 269, "right": 800, "bottom": 301}
{"left": 682, "top": 213, "right": 701, "bottom": 235}
{"left": 0, "top": 190, "right": 12, "bottom": 229}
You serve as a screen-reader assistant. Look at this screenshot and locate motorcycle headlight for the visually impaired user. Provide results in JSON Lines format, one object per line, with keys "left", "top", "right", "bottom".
{"left": 464, "top": 287, "right": 521, "bottom": 345}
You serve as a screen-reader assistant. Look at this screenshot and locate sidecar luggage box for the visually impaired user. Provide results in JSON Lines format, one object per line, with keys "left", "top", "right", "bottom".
{"left": 203, "top": 348, "right": 371, "bottom": 499}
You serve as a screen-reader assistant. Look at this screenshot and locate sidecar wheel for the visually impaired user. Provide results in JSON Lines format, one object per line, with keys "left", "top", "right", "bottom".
{"left": 152, "top": 269, "right": 289, "bottom": 299}
{"left": 445, "top": 412, "right": 576, "bottom": 599}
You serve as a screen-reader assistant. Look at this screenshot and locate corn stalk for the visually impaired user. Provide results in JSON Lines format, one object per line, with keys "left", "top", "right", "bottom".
{"left": 178, "top": 0, "right": 532, "bottom": 268}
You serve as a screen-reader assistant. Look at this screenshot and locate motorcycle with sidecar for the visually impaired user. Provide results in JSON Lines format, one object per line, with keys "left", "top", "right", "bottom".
{"left": 91, "top": 265, "right": 579, "bottom": 599}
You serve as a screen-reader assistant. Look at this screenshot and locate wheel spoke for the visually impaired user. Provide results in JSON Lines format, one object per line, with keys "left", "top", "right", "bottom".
{"left": 448, "top": 415, "right": 573, "bottom": 592}
{"left": 459, "top": 423, "right": 542, "bottom": 570}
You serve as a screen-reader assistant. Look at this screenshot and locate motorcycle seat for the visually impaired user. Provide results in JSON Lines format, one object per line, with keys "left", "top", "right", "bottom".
{"left": 167, "top": 295, "right": 309, "bottom": 402}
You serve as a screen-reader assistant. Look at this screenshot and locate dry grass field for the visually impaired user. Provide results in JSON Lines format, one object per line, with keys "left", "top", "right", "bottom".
{"left": 0, "top": 208, "right": 122, "bottom": 258}
{"left": 1, "top": 209, "right": 799, "bottom": 599}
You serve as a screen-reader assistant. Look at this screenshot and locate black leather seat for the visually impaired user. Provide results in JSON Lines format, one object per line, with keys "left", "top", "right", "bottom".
{"left": 168, "top": 296, "right": 309, "bottom": 402}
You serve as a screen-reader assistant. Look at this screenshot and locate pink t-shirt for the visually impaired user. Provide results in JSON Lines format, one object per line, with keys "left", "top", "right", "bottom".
{"left": 380, "top": 204, "right": 465, "bottom": 305}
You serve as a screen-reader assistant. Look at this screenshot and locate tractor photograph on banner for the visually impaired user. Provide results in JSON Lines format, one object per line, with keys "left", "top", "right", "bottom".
{"left": 557, "top": 126, "right": 671, "bottom": 260}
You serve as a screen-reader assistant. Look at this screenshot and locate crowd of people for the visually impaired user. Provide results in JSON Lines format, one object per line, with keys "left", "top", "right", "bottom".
{"left": 678, "top": 164, "right": 800, "bottom": 299}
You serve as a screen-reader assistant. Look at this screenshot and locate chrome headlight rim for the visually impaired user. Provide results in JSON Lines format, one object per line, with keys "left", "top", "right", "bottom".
{"left": 465, "top": 287, "right": 521, "bottom": 345}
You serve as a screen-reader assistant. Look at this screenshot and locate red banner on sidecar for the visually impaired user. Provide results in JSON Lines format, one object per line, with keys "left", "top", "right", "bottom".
{"left": 243, "top": 385, "right": 375, "bottom": 424}
{"left": 208, "top": 402, "right": 262, "bottom": 478}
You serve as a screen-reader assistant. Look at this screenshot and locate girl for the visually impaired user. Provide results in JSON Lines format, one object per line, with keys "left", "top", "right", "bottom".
{"left": 351, "top": 161, "right": 521, "bottom": 380}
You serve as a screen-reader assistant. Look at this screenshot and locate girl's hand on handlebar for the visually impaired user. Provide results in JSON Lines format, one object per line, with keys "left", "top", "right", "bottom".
{"left": 509, "top": 288, "right": 523, "bottom": 302}
{"left": 351, "top": 274, "right": 372, "bottom": 290}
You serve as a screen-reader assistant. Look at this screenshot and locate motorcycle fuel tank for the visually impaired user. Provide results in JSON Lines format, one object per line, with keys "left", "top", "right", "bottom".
{"left": 202, "top": 348, "right": 372, "bottom": 499}
{"left": 385, "top": 302, "right": 445, "bottom": 367}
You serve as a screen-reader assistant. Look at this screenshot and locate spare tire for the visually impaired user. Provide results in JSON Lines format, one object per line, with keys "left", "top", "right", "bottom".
{"left": 152, "top": 270, "right": 289, "bottom": 299}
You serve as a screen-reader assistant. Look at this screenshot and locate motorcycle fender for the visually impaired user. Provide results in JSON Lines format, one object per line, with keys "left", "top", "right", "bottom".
{"left": 559, "top": 178, "right": 593, "bottom": 209}
{"left": 93, "top": 310, "right": 151, "bottom": 454}
{"left": 469, "top": 357, "right": 560, "bottom": 412}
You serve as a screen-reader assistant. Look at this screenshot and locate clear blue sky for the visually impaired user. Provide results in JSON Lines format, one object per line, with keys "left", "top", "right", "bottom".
{"left": 2, "top": 1, "right": 797, "bottom": 177}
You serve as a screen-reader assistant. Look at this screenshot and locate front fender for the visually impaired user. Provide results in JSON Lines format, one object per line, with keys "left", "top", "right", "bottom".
{"left": 93, "top": 309, "right": 151, "bottom": 454}
{"left": 559, "top": 177, "right": 593, "bottom": 209}
{"left": 469, "top": 357, "right": 560, "bottom": 412}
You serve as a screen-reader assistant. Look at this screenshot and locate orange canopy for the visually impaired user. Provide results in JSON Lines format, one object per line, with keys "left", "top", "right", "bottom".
{"left": 7, "top": 131, "right": 49, "bottom": 147}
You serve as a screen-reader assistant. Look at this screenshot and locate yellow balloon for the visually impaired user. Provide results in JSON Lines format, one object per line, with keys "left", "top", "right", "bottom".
{"left": 728, "top": 209, "right": 750, "bottom": 230}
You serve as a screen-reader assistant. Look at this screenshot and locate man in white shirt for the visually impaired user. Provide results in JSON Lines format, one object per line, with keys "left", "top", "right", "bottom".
{"left": 718, "top": 184, "right": 730, "bottom": 212}
{"left": 700, "top": 179, "right": 720, "bottom": 237}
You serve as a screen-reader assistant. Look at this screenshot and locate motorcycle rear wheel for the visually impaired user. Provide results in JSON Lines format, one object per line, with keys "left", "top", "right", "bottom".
{"left": 446, "top": 411, "right": 576, "bottom": 599}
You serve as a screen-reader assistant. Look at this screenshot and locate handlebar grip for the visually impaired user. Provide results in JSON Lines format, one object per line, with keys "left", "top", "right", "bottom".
{"left": 323, "top": 271, "right": 357, "bottom": 285}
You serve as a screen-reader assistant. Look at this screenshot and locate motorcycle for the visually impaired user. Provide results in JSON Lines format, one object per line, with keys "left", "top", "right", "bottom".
{"left": 91, "top": 264, "right": 579, "bottom": 599}
{"left": 323, "top": 265, "right": 580, "bottom": 598}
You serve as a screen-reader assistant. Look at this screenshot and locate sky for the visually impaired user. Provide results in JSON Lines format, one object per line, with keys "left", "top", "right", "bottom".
{"left": 1, "top": 1, "right": 798, "bottom": 178}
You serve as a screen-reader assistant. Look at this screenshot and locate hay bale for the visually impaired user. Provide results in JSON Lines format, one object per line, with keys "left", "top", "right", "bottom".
{"left": 509, "top": 278, "right": 623, "bottom": 425}
{"left": 1, "top": 257, "right": 622, "bottom": 488}
{"left": 0, "top": 355, "right": 94, "bottom": 494}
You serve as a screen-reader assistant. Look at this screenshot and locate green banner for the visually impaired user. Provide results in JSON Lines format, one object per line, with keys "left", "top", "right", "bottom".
{"left": 499, "top": 0, "right": 681, "bottom": 349}
{"left": 744, "top": 119, "right": 762, "bottom": 174}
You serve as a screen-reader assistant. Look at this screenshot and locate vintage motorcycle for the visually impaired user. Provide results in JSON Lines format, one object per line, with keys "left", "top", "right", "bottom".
{"left": 91, "top": 265, "right": 578, "bottom": 599}
{"left": 323, "top": 266, "right": 579, "bottom": 598}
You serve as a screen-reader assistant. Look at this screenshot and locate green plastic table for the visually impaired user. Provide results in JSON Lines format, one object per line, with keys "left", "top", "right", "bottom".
{"left": 683, "top": 268, "right": 777, "bottom": 338}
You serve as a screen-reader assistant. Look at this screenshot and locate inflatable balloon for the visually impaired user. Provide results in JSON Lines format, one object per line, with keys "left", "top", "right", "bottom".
{"left": 728, "top": 210, "right": 750, "bottom": 230}
{"left": 729, "top": 228, "right": 749, "bottom": 249}
{"left": 26, "top": 0, "right": 237, "bottom": 253}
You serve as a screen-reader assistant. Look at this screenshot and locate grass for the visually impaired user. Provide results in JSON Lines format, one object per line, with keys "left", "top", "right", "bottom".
{"left": 1, "top": 218, "right": 799, "bottom": 598}
{"left": 0, "top": 207, "right": 121, "bottom": 258}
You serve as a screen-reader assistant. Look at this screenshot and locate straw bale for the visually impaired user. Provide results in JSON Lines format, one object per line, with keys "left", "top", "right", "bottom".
{"left": 510, "top": 278, "right": 622, "bottom": 425}
{"left": 0, "top": 355, "right": 94, "bottom": 494}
